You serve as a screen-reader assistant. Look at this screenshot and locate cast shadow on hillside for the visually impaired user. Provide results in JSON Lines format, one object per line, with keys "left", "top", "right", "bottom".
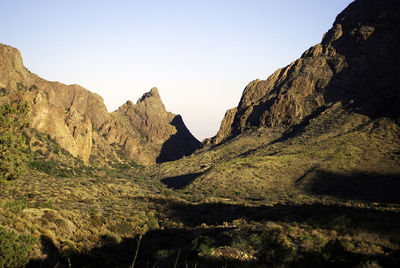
{"left": 28, "top": 181, "right": 400, "bottom": 268}
{"left": 29, "top": 199, "right": 400, "bottom": 267}
{"left": 156, "top": 115, "right": 200, "bottom": 163}
{"left": 162, "top": 200, "right": 400, "bottom": 232}
{"left": 305, "top": 170, "right": 400, "bottom": 203}
{"left": 161, "top": 171, "right": 206, "bottom": 189}
{"left": 28, "top": 227, "right": 238, "bottom": 268}
{"left": 156, "top": 171, "right": 400, "bottom": 230}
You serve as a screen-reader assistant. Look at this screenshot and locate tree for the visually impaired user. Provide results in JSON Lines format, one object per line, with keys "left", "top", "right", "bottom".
{"left": 0, "top": 101, "right": 31, "bottom": 180}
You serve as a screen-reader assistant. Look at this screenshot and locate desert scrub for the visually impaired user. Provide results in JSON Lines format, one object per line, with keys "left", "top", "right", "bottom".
{"left": 231, "top": 227, "right": 262, "bottom": 256}
{"left": 145, "top": 212, "right": 159, "bottom": 231}
{"left": 0, "top": 200, "right": 28, "bottom": 225}
{"left": 29, "top": 159, "right": 96, "bottom": 178}
{"left": 0, "top": 227, "right": 35, "bottom": 267}
{"left": 0, "top": 101, "right": 31, "bottom": 180}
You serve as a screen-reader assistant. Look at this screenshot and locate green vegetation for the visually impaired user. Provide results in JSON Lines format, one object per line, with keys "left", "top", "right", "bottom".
{"left": 0, "top": 101, "right": 399, "bottom": 267}
{"left": 29, "top": 159, "right": 95, "bottom": 178}
{"left": 191, "top": 235, "right": 215, "bottom": 255}
{"left": 0, "top": 102, "right": 31, "bottom": 180}
{"left": 0, "top": 227, "right": 35, "bottom": 268}
{"left": 257, "top": 228, "right": 296, "bottom": 266}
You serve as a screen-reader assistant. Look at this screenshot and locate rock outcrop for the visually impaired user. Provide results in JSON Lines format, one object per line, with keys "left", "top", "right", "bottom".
{"left": 208, "top": 0, "right": 400, "bottom": 145}
{"left": 102, "top": 87, "right": 200, "bottom": 164}
{"left": 0, "top": 44, "right": 199, "bottom": 164}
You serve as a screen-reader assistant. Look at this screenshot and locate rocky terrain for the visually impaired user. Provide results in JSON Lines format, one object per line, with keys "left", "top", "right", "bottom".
{"left": 0, "top": 46, "right": 199, "bottom": 165}
{"left": 109, "top": 87, "right": 200, "bottom": 164}
{"left": 205, "top": 0, "right": 400, "bottom": 146}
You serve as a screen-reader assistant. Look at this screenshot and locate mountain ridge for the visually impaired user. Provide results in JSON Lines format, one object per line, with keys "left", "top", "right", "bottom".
{"left": 204, "top": 0, "right": 400, "bottom": 147}
{"left": 0, "top": 44, "right": 199, "bottom": 165}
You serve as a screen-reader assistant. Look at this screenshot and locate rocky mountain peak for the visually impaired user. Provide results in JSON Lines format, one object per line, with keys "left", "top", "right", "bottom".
{"left": 138, "top": 87, "right": 160, "bottom": 101}
{"left": 111, "top": 87, "right": 200, "bottom": 164}
{"left": 0, "top": 44, "right": 199, "bottom": 165}
{"left": 0, "top": 44, "right": 29, "bottom": 91}
{"left": 135, "top": 87, "right": 166, "bottom": 113}
{"left": 206, "top": 0, "right": 400, "bottom": 146}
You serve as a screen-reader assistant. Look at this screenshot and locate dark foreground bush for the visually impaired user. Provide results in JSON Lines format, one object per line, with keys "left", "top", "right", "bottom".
{"left": 257, "top": 228, "right": 296, "bottom": 267}
{"left": 191, "top": 235, "right": 215, "bottom": 254}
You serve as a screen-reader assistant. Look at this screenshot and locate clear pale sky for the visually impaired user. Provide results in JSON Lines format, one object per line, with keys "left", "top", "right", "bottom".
{"left": 1, "top": 0, "right": 353, "bottom": 140}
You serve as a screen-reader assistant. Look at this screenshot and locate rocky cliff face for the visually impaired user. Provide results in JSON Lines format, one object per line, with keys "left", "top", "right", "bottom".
{"left": 0, "top": 44, "right": 199, "bottom": 165}
{"left": 102, "top": 87, "right": 200, "bottom": 164}
{"left": 208, "top": 0, "right": 400, "bottom": 145}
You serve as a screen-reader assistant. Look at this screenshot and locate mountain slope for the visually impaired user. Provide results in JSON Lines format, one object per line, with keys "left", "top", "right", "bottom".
{"left": 0, "top": 44, "right": 199, "bottom": 165}
{"left": 156, "top": 0, "right": 400, "bottom": 201}
{"left": 206, "top": 0, "right": 400, "bottom": 146}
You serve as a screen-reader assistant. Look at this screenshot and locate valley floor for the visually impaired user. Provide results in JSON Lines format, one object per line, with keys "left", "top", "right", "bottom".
{"left": 1, "top": 112, "right": 400, "bottom": 267}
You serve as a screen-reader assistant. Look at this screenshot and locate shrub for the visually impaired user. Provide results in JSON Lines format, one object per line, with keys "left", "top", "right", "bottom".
{"left": 0, "top": 102, "right": 31, "bottom": 180}
{"left": 146, "top": 212, "right": 159, "bottom": 231}
{"left": 154, "top": 249, "right": 173, "bottom": 261}
{"left": 321, "top": 239, "right": 353, "bottom": 265}
{"left": 191, "top": 235, "right": 215, "bottom": 255}
{"left": 256, "top": 228, "right": 296, "bottom": 266}
{"left": 29, "top": 160, "right": 58, "bottom": 175}
{"left": 0, "top": 227, "right": 35, "bottom": 267}
{"left": 231, "top": 229, "right": 262, "bottom": 255}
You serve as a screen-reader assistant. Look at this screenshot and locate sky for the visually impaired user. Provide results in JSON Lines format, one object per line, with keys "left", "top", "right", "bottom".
{"left": 1, "top": 0, "right": 354, "bottom": 140}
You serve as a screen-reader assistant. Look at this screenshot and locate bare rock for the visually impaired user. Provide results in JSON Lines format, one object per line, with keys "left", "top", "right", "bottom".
{"left": 210, "top": 0, "right": 400, "bottom": 145}
{"left": 0, "top": 44, "right": 199, "bottom": 165}
{"left": 108, "top": 88, "right": 200, "bottom": 164}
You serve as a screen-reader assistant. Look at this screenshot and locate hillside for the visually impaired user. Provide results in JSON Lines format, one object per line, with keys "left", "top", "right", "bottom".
{"left": 0, "top": 0, "right": 400, "bottom": 267}
{"left": 0, "top": 46, "right": 199, "bottom": 165}
{"left": 174, "top": 0, "right": 400, "bottom": 202}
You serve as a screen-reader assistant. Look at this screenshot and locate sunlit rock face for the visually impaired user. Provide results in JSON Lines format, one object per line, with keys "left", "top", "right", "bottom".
{"left": 207, "top": 0, "right": 400, "bottom": 146}
{"left": 0, "top": 44, "right": 199, "bottom": 165}
{"left": 107, "top": 87, "right": 200, "bottom": 165}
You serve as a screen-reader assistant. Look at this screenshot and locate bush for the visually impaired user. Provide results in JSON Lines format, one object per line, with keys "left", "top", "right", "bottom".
{"left": 154, "top": 249, "right": 173, "bottom": 261}
{"left": 321, "top": 239, "right": 353, "bottom": 265}
{"left": 146, "top": 212, "right": 159, "bottom": 231}
{"left": 256, "top": 228, "right": 296, "bottom": 266}
{"left": 0, "top": 102, "right": 31, "bottom": 180}
{"left": 0, "top": 227, "right": 35, "bottom": 267}
{"left": 191, "top": 235, "right": 215, "bottom": 255}
{"left": 231, "top": 229, "right": 262, "bottom": 255}
{"left": 29, "top": 160, "right": 58, "bottom": 175}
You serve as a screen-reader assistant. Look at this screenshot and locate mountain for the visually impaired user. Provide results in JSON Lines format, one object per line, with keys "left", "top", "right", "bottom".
{"left": 0, "top": 44, "right": 199, "bottom": 165}
{"left": 160, "top": 0, "right": 400, "bottom": 201}
{"left": 109, "top": 87, "right": 200, "bottom": 164}
{"left": 2, "top": 1, "right": 400, "bottom": 267}
{"left": 204, "top": 0, "right": 400, "bottom": 146}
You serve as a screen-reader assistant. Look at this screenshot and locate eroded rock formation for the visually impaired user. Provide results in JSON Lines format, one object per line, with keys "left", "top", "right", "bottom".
{"left": 208, "top": 0, "right": 400, "bottom": 145}
{"left": 0, "top": 44, "right": 199, "bottom": 164}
